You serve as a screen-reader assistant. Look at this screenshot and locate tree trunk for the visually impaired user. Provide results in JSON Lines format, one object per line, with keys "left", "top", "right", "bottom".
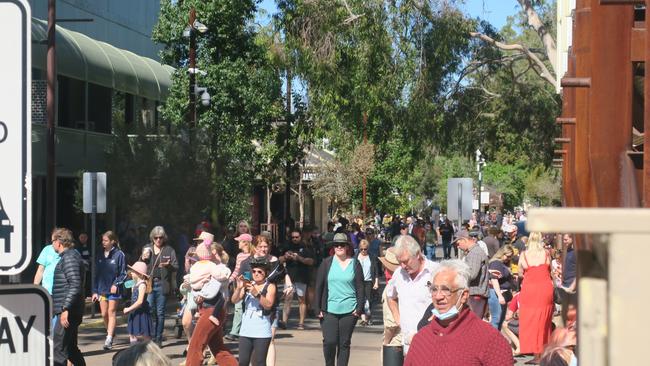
{"left": 266, "top": 185, "right": 272, "bottom": 225}
{"left": 517, "top": 0, "right": 557, "bottom": 76}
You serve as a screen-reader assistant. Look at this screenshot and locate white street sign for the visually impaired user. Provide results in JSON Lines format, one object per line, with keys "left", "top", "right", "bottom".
{"left": 82, "top": 172, "right": 107, "bottom": 214}
{"left": 447, "top": 178, "right": 473, "bottom": 222}
{"left": 0, "top": 285, "right": 52, "bottom": 365}
{"left": 0, "top": 0, "right": 31, "bottom": 275}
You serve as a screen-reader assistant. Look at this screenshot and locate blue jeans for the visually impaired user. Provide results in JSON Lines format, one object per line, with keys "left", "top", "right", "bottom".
{"left": 425, "top": 244, "right": 436, "bottom": 261}
{"left": 229, "top": 300, "right": 243, "bottom": 336}
{"left": 147, "top": 280, "right": 167, "bottom": 341}
{"left": 442, "top": 240, "right": 452, "bottom": 259}
{"left": 488, "top": 288, "right": 505, "bottom": 330}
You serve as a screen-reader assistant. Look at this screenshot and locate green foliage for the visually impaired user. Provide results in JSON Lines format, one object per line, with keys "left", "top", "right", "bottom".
{"left": 102, "top": 0, "right": 292, "bottom": 229}
{"left": 524, "top": 165, "right": 561, "bottom": 206}
{"left": 105, "top": 123, "right": 212, "bottom": 231}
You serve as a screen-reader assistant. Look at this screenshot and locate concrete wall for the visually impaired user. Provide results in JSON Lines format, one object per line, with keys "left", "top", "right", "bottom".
{"left": 28, "top": 0, "right": 162, "bottom": 60}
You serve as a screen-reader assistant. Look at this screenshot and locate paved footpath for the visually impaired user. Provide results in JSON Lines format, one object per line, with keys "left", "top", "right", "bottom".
{"left": 79, "top": 247, "right": 532, "bottom": 364}
{"left": 78, "top": 310, "right": 532, "bottom": 365}
{"left": 78, "top": 313, "right": 383, "bottom": 365}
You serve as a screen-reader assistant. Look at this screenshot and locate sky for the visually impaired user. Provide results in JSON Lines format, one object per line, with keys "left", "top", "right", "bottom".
{"left": 257, "top": 0, "right": 519, "bottom": 30}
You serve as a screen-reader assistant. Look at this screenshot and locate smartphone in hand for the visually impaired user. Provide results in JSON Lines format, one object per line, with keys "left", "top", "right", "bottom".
{"left": 243, "top": 271, "right": 252, "bottom": 281}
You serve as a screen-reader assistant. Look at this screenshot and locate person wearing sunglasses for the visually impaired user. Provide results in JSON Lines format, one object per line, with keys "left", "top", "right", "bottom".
{"left": 354, "top": 239, "right": 378, "bottom": 326}
{"left": 280, "top": 229, "right": 315, "bottom": 330}
{"left": 405, "top": 260, "right": 512, "bottom": 366}
{"left": 231, "top": 257, "right": 277, "bottom": 366}
{"left": 314, "top": 233, "right": 365, "bottom": 366}
{"left": 140, "top": 225, "right": 179, "bottom": 347}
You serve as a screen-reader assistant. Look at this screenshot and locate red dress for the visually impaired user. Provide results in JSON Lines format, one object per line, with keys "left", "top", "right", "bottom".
{"left": 519, "top": 251, "right": 554, "bottom": 354}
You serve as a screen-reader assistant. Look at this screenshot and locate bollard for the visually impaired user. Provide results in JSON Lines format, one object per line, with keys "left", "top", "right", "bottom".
{"left": 382, "top": 345, "right": 404, "bottom": 366}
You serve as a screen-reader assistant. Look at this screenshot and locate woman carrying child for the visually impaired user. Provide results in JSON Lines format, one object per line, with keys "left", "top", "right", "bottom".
{"left": 185, "top": 243, "right": 236, "bottom": 366}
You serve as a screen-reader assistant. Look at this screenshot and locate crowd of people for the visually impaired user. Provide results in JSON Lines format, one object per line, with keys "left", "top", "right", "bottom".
{"left": 33, "top": 209, "right": 578, "bottom": 366}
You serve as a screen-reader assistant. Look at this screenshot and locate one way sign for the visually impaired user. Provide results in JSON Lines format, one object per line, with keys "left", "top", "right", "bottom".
{"left": 0, "top": 285, "right": 52, "bottom": 365}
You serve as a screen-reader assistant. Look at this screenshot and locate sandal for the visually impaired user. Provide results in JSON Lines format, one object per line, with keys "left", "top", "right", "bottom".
{"left": 297, "top": 323, "right": 305, "bottom": 330}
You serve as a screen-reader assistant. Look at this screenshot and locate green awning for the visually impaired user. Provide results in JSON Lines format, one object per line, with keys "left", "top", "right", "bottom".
{"left": 31, "top": 18, "right": 174, "bottom": 101}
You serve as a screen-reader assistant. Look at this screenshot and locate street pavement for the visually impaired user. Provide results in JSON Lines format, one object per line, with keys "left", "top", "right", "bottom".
{"left": 78, "top": 301, "right": 533, "bottom": 365}
{"left": 78, "top": 311, "right": 384, "bottom": 365}
{"left": 78, "top": 246, "right": 534, "bottom": 365}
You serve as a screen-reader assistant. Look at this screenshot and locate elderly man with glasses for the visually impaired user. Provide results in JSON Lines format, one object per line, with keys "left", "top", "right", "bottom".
{"left": 51, "top": 227, "right": 86, "bottom": 366}
{"left": 386, "top": 235, "right": 438, "bottom": 355}
{"left": 405, "top": 260, "right": 512, "bottom": 366}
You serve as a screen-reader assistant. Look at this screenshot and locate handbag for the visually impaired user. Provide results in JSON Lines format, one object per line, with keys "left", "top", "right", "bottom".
{"left": 145, "top": 248, "right": 162, "bottom": 294}
{"left": 502, "top": 290, "right": 513, "bottom": 303}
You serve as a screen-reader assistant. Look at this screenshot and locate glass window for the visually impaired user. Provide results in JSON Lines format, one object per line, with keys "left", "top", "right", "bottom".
{"left": 57, "top": 76, "right": 85, "bottom": 129}
{"left": 88, "top": 83, "right": 112, "bottom": 134}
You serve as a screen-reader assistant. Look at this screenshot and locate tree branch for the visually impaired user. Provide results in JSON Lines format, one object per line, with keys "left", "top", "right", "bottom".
{"left": 517, "top": 0, "right": 557, "bottom": 76}
{"left": 470, "top": 31, "right": 556, "bottom": 87}
{"left": 340, "top": 0, "right": 364, "bottom": 24}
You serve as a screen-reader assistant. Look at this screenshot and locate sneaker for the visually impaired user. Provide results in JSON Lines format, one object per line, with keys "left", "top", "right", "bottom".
{"left": 277, "top": 321, "right": 287, "bottom": 330}
{"left": 155, "top": 339, "right": 163, "bottom": 348}
{"left": 103, "top": 338, "right": 113, "bottom": 350}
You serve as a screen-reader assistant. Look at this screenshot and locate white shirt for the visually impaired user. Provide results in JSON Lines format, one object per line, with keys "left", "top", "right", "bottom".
{"left": 387, "top": 259, "right": 438, "bottom": 349}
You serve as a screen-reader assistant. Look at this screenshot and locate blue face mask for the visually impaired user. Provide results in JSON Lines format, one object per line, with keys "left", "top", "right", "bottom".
{"left": 569, "top": 353, "right": 577, "bottom": 366}
{"left": 431, "top": 291, "right": 464, "bottom": 321}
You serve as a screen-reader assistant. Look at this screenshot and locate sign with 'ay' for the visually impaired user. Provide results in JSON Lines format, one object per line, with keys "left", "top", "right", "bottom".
{"left": 0, "top": 285, "right": 52, "bottom": 365}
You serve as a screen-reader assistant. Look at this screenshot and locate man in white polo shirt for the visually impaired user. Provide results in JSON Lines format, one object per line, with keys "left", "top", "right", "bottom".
{"left": 386, "top": 235, "right": 439, "bottom": 354}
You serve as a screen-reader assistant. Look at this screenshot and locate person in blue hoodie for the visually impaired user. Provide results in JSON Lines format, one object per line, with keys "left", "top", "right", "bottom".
{"left": 92, "top": 230, "right": 127, "bottom": 350}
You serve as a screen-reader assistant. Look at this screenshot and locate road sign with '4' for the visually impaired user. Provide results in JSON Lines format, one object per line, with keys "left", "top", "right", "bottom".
{"left": 0, "top": 0, "right": 32, "bottom": 275}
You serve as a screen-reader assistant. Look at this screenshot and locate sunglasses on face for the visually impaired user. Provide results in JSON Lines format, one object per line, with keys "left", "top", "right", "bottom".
{"left": 252, "top": 269, "right": 265, "bottom": 275}
{"left": 360, "top": 248, "right": 368, "bottom": 252}
{"left": 154, "top": 236, "right": 163, "bottom": 240}
{"left": 334, "top": 243, "right": 347, "bottom": 248}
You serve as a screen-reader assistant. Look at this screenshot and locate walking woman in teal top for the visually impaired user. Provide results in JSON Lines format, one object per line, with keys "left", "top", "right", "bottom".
{"left": 314, "top": 233, "right": 365, "bottom": 366}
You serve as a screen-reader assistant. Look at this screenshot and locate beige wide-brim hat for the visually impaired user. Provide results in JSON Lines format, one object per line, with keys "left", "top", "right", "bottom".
{"left": 193, "top": 231, "right": 214, "bottom": 242}
{"left": 379, "top": 247, "right": 399, "bottom": 272}
{"left": 127, "top": 261, "right": 149, "bottom": 278}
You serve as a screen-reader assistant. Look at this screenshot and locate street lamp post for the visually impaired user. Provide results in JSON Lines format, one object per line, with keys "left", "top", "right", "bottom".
{"left": 184, "top": 9, "right": 209, "bottom": 126}
{"left": 188, "top": 8, "right": 197, "bottom": 127}
{"left": 475, "top": 149, "right": 486, "bottom": 220}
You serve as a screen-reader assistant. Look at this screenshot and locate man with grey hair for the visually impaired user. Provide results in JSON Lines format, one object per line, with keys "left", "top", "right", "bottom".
{"left": 453, "top": 228, "right": 489, "bottom": 318}
{"left": 386, "top": 235, "right": 438, "bottom": 354}
{"left": 404, "top": 260, "right": 512, "bottom": 365}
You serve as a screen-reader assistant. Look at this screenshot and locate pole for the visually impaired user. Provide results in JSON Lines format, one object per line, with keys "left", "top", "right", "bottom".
{"left": 188, "top": 8, "right": 197, "bottom": 127}
{"left": 477, "top": 167, "right": 482, "bottom": 220}
{"left": 362, "top": 112, "right": 368, "bottom": 218}
{"left": 458, "top": 182, "right": 463, "bottom": 228}
{"left": 283, "top": 68, "right": 292, "bottom": 243}
{"left": 90, "top": 173, "right": 97, "bottom": 318}
{"left": 46, "top": 0, "right": 57, "bottom": 235}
